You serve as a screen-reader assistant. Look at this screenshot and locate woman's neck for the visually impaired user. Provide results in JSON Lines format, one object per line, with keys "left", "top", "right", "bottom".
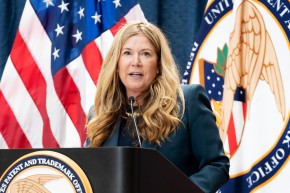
{"left": 127, "top": 95, "right": 142, "bottom": 106}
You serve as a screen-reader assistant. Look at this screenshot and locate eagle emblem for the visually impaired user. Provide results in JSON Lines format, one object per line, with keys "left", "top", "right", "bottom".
{"left": 220, "top": 0, "right": 286, "bottom": 142}
{"left": 10, "top": 174, "right": 62, "bottom": 193}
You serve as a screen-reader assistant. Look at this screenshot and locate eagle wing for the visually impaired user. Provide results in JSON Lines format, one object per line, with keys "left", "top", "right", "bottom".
{"left": 26, "top": 174, "right": 62, "bottom": 185}
{"left": 10, "top": 179, "right": 50, "bottom": 193}
{"left": 260, "top": 32, "right": 286, "bottom": 119}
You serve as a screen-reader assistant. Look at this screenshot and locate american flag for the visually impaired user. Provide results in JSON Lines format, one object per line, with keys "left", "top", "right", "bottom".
{"left": 0, "top": 0, "right": 146, "bottom": 148}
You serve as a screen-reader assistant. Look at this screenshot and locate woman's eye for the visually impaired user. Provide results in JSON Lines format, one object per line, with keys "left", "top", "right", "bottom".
{"left": 142, "top": 52, "right": 150, "bottom": 56}
{"left": 123, "top": 51, "right": 131, "bottom": 55}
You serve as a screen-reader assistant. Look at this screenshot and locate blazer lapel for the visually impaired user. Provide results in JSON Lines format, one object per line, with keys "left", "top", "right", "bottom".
{"left": 103, "top": 117, "right": 121, "bottom": 146}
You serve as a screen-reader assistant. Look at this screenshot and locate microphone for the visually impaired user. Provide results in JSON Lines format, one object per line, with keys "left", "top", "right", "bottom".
{"left": 128, "top": 96, "right": 142, "bottom": 148}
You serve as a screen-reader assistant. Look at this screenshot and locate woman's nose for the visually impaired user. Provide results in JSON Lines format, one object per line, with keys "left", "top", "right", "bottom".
{"left": 132, "top": 54, "right": 141, "bottom": 65}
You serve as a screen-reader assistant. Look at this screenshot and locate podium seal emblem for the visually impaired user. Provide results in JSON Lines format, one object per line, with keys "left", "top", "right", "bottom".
{"left": 0, "top": 150, "right": 93, "bottom": 193}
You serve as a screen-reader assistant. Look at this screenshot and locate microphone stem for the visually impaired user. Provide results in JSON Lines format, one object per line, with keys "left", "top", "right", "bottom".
{"left": 130, "top": 101, "right": 142, "bottom": 148}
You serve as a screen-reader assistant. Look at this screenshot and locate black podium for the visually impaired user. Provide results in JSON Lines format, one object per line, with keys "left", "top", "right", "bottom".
{"left": 0, "top": 147, "right": 203, "bottom": 193}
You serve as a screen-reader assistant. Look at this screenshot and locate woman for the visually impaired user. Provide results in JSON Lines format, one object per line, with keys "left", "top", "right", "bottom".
{"left": 85, "top": 21, "right": 229, "bottom": 193}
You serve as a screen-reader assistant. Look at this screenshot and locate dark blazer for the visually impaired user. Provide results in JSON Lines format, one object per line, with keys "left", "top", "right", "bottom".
{"left": 85, "top": 84, "right": 229, "bottom": 193}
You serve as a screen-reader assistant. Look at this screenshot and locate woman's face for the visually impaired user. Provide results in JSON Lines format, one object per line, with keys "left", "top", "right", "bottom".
{"left": 118, "top": 34, "right": 158, "bottom": 99}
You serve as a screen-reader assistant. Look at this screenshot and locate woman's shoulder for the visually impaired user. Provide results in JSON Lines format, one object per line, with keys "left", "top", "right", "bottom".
{"left": 87, "top": 105, "right": 96, "bottom": 122}
{"left": 181, "top": 84, "right": 206, "bottom": 96}
{"left": 181, "top": 83, "right": 202, "bottom": 90}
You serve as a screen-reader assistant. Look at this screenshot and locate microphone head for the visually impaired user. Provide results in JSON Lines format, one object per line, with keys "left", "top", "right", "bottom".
{"left": 128, "top": 96, "right": 135, "bottom": 103}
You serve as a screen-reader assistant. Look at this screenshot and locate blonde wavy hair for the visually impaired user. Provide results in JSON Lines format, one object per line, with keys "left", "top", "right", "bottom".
{"left": 87, "top": 21, "right": 185, "bottom": 147}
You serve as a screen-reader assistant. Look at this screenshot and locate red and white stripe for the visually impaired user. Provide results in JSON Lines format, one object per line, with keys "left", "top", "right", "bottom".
{"left": 223, "top": 101, "right": 247, "bottom": 157}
